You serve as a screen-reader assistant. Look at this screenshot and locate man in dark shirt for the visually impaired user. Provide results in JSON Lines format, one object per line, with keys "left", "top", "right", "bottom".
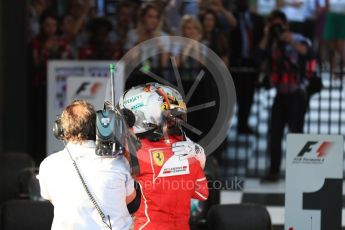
{"left": 257, "top": 10, "right": 313, "bottom": 182}
{"left": 230, "top": 0, "right": 264, "bottom": 134}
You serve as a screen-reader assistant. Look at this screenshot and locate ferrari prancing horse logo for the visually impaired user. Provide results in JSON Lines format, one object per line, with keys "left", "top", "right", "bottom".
{"left": 153, "top": 151, "right": 165, "bottom": 166}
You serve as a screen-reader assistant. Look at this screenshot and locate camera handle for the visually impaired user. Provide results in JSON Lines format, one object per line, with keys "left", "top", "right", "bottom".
{"left": 63, "top": 141, "right": 113, "bottom": 230}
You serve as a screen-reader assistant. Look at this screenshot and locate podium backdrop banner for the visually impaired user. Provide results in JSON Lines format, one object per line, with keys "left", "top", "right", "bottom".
{"left": 47, "top": 60, "right": 124, "bottom": 154}
{"left": 285, "top": 134, "right": 343, "bottom": 230}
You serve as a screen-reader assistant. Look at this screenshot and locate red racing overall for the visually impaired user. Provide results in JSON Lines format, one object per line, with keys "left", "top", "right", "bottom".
{"left": 134, "top": 135, "right": 208, "bottom": 230}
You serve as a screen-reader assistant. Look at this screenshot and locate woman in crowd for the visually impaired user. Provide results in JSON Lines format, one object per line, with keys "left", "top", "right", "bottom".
{"left": 179, "top": 15, "right": 211, "bottom": 141}
{"left": 32, "top": 13, "right": 71, "bottom": 87}
{"left": 60, "top": 0, "right": 91, "bottom": 59}
{"left": 179, "top": 15, "right": 205, "bottom": 68}
{"left": 30, "top": 13, "right": 71, "bottom": 162}
{"left": 323, "top": 0, "right": 345, "bottom": 74}
{"left": 125, "top": 3, "right": 170, "bottom": 68}
{"left": 200, "top": 9, "right": 229, "bottom": 66}
{"left": 78, "top": 17, "right": 114, "bottom": 60}
{"left": 108, "top": 2, "right": 134, "bottom": 60}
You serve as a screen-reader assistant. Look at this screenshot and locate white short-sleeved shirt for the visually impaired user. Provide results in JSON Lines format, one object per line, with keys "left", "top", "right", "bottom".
{"left": 39, "top": 141, "right": 134, "bottom": 230}
{"left": 280, "top": 0, "right": 310, "bottom": 22}
{"left": 329, "top": 0, "right": 345, "bottom": 13}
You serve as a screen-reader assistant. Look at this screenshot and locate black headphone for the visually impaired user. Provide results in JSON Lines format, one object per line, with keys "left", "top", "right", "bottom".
{"left": 53, "top": 116, "right": 64, "bottom": 140}
{"left": 121, "top": 108, "right": 136, "bottom": 128}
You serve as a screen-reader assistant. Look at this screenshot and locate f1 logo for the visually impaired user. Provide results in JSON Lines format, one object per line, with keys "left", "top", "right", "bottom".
{"left": 75, "top": 82, "right": 102, "bottom": 97}
{"left": 297, "top": 141, "right": 318, "bottom": 157}
{"left": 297, "top": 141, "right": 333, "bottom": 158}
{"left": 75, "top": 82, "right": 90, "bottom": 95}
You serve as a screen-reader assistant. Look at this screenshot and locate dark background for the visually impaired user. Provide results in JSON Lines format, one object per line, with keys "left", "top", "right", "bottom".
{"left": 0, "top": 0, "right": 29, "bottom": 154}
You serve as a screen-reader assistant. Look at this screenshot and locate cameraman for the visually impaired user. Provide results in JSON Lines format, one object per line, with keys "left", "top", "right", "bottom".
{"left": 257, "top": 10, "right": 313, "bottom": 182}
{"left": 39, "top": 100, "right": 136, "bottom": 229}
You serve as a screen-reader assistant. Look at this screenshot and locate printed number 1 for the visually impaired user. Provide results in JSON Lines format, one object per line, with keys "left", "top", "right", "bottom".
{"left": 303, "top": 178, "right": 342, "bottom": 230}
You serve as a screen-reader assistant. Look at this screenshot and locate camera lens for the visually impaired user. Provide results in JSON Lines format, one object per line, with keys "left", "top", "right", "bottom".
{"left": 270, "top": 24, "right": 284, "bottom": 39}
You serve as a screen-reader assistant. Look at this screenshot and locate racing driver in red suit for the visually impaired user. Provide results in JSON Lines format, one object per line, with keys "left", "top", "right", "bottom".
{"left": 119, "top": 82, "right": 208, "bottom": 230}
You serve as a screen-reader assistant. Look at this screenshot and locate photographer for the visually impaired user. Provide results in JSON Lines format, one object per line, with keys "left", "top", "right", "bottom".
{"left": 39, "top": 100, "right": 136, "bottom": 229}
{"left": 257, "top": 10, "right": 313, "bottom": 182}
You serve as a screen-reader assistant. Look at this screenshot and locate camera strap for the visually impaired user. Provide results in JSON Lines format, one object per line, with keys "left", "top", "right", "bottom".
{"left": 63, "top": 141, "right": 113, "bottom": 230}
{"left": 279, "top": 43, "right": 304, "bottom": 83}
{"left": 283, "top": 53, "right": 304, "bottom": 86}
{"left": 270, "top": 42, "right": 303, "bottom": 88}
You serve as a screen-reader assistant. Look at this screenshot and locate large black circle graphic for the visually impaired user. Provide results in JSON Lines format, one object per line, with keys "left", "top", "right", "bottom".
{"left": 115, "top": 36, "right": 236, "bottom": 155}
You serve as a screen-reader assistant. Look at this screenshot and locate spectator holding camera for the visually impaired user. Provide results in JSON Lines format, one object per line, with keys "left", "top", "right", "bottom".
{"left": 39, "top": 100, "right": 136, "bottom": 230}
{"left": 257, "top": 10, "right": 313, "bottom": 182}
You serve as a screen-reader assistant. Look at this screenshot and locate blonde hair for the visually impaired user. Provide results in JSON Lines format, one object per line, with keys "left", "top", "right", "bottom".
{"left": 61, "top": 100, "right": 96, "bottom": 143}
{"left": 180, "top": 15, "right": 203, "bottom": 37}
{"left": 136, "top": 3, "right": 163, "bottom": 38}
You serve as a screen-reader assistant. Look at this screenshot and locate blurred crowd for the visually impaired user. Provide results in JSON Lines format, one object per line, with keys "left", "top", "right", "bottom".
{"left": 26, "top": 0, "right": 345, "bottom": 163}
{"left": 27, "top": 0, "right": 345, "bottom": 70}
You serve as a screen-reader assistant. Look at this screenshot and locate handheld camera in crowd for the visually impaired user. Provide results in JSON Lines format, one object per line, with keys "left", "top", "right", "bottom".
{"left": 269, "top": 23, "right": 286, "bottom": 40}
